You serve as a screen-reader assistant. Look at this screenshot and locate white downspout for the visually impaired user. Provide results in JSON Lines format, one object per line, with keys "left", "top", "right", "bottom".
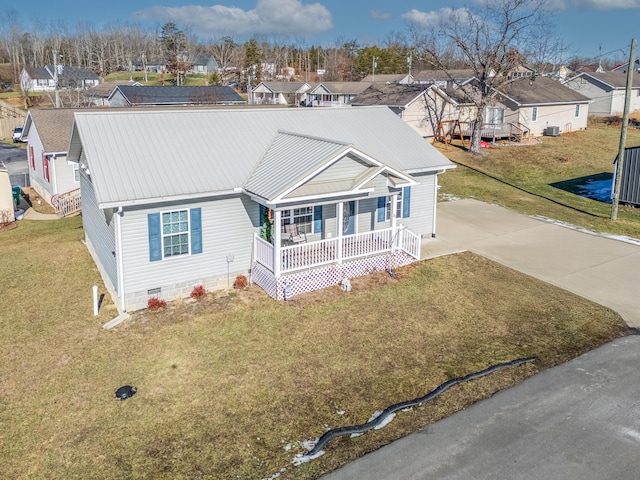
{"left": 115, "top": 207, "right": 126, "bottom": 312}
{"left": 51, "top": 154, "right": 58, "bottom": 196}
{"left": 432, "top": 174, "right": 440, "bottom": 238}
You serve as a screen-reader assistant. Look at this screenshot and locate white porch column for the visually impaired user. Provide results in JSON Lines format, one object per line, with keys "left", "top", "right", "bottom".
{"left": 273, "top": 209, "right": 282, "bottom": 277}
{"left": 337, "top": 201, "right": 344, "bottom": 264}
{"left": 391, "top": 194, "right": 398, "bottom": 250}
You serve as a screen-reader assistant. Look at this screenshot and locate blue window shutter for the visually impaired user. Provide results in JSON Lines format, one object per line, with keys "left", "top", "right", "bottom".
{"left": 402, "top": 186, "right": 411, "bottom": 218}
{"left": 190, "top": 208, "right": 202, "bottom": 255}
{"left": 313, "top": 205, "right": 322, "bottom": 233}
{"left": 148, "top": 213, "right": 162, "bottom": 262}
{"left": 377, "top": 196, "right": 386, "bottom": 222}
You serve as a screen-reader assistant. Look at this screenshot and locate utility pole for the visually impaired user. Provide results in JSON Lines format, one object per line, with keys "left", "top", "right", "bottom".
{"left": 611, "top": 38, "right": 636, "bottom": 220}
{"left": 53, "top": 49, "right": 61, "bottom": 108}
{"left": 372, "top": 56, "right": 377, "bottom": 82}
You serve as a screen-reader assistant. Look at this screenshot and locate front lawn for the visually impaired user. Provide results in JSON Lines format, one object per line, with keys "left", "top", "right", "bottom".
{"left": 0, "top": 217, "right": 629, "bottom": 479}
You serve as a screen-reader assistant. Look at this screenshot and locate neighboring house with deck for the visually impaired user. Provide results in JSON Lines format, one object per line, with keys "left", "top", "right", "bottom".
{"left": 68, "top": 107, "right": 455, "bottom": 312}
{"left": 563, "top": 71, "right": 640, "bottom": 116}
{"left": 21, "top": 108, "right": 83, "bottom": 216}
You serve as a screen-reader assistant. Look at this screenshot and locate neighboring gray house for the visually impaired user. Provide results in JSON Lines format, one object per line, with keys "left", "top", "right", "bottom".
{"left": 306, "top": 82, "right": 371, "bottom": 106}
{"left": 108, "top": 85, "right": 246, "bottom": 107}
{"left": 20, "top": 65, "right": 99, "bottom": 92}
{"left": 249, "top": 81, "right": 313, "bottom": 105}
{"left": 21, "top": 108, "right": 83, "bottom": 216}
{"left": 190, "top": 54, "right": 219, "bottom": 75}
{"left": 82, "top": 81, "right": 143, "bottom": 107}
{"left": 68, "top": 107, "right": 455, "bottom": 312}
{"left": 564, "top": 72, "right": 640, "bottom": 116}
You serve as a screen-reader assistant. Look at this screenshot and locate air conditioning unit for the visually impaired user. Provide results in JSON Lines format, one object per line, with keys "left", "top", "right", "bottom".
{"left": 544, "top": 126, "right": 560, "bottom": 137}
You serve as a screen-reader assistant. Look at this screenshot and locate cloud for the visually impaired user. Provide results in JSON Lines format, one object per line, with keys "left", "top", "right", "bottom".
{"left": 369, "top": 10, "right": 391, "bottom": 20}
{"left": 568, "top": 0, "right": 640, "bottom": 8}
{"left": 134, "top": 0, "right": 333, "bottom": 38}
{"left": 401, "top": 7, "right": 474, "bottom": 27}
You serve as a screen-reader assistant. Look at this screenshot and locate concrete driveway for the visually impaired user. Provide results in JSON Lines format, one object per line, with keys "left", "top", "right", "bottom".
{"left": 322, "top": 199, "right": 640, "bottom": 480}
{"left": 426, "top": 199, "right": 640, "bottom": 328}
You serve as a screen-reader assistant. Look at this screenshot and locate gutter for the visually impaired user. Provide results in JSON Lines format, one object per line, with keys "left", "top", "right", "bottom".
{"left": 98, "top": 187, "right": 243, "bottom": 210}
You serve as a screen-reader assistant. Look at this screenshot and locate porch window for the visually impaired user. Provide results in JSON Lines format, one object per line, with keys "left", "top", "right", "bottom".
{"left": 281, "top": 207, "right": 313, "bottom": 234}
{"left": 575, "top": 104, "right": 580, "bottom": 117}
{"left": 162, "top": 210, "right": 190, "bottom": 257}
{"left": 531, "top": 106, "right": 538, "bottom": 122}
{"left": 42, "top": 153, "right": 50, "bottom": 182}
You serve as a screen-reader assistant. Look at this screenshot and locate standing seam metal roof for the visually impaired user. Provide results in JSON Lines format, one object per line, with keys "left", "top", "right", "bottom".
{"left": 69, "top": 106, "right": 454, "bottom": 208}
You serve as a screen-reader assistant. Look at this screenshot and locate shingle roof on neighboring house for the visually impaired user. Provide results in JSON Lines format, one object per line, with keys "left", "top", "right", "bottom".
{"left": 25, "top": 109, "right": 78, "bottom": 153}
{"left": 413, "top": 69, "right": 476, "bottom": 83}
{"left": 498, "top": 76, "right": 591, "bottom": 105}
{"left": 351, "top": 83, "right": 431, "bottom": 107}
{"left": 109, "top": 85, "right": 246, "bottom": 106}
{"left": 360, "top": 73, "right": 412, "bottom": 83}
{"left": 23, "top": 66, "right": 52, "bottom": 80}
{"left": 68, "top": 106, "right": 455, "bottom": 208}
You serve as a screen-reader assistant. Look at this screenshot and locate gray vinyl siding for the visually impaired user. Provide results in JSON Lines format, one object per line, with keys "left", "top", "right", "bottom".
{"left": 400, "top": 173, "right": 437, "bottom": 237}
{"left": 312, "top": 154, "right": 370, "bottom": 183}
{"left": 358, "top": 197, "right": 378, "bottom": 231}
{"left": 322, "top": 204, "right": 337, "bottom": 238}
{"left": 121, "top": 194, "right": 257, "bottom": 298}
{"left": 80, "top": 168, "right": 118, "bottom": 293}
{"left": 108, "top": 90, "right": 128, "bottom": 107}
{"left": 54, "top": 155, "right": 80, "bottom": 195}
{"left": 564, "top": 78, "right": 612, "bottom": 115}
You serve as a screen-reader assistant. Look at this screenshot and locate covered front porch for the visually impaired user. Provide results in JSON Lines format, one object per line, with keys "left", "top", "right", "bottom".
{"left": 251, "top": 202, "right": 421, "bottom": 300}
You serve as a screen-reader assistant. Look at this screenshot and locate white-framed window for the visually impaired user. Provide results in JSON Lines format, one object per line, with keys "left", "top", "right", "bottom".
{"left": 531, "top": 106, "right": 538, "bottom": 122}
{"left": 73, "top": 163, "right": 80, "bottom": 182}
{"left": 385, "top": 190, "right": 404, "bottom": 222}
{"left": 162, "top": 209, "right": 190, "bottom": 258}
{"left": 281, "top": 207, "right": 313, "bottom": 234}
{"left": 575, "top": 104, "right": 580, "bottom": 117}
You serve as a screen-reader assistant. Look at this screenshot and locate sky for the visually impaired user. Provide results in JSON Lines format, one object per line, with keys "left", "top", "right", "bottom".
{"left": 7, "top": 0, "right": 640, "bottom": 63}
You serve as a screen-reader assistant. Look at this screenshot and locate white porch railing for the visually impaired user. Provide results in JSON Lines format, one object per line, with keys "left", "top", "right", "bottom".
{"left": 399, "top": 228, "right": 421, "bottom": 259}
{"left": 253, "top": 226, "right": 420, "bottom": 275}
{"left": 254, "top": 235, "right": 274, "bottom": 271}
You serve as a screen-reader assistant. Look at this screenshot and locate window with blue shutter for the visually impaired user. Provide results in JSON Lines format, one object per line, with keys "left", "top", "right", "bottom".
{"left": 377, "top": 196, "right": 386, "bottom": 222}
{"left": 402, "top": 186, "right": 411, "bottom": 218}
{"left": 190, "top": 208, "right": 202, "bottom": 255}
{"left": 313, "top": 205, "right": 322, "bottom": 233}
{"left": 148, "top": 213, "right": 162, "bottom": 262}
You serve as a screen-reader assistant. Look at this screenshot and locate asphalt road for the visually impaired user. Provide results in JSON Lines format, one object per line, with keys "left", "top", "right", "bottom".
{"left": 0, "top": 142, "right": 29, "bottom": 187}
{"left": 322, "top": 336, "right": 640, "bottom": 480}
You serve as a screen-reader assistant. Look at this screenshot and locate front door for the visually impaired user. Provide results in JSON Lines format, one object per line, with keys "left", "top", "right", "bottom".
{"left": 343, "top": 201, "right": 355, "bottom": 235}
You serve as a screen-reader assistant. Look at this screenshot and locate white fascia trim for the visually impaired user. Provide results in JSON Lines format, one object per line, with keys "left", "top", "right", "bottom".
{"left": 98, "top": 187, "right": 243, "bottom": 209}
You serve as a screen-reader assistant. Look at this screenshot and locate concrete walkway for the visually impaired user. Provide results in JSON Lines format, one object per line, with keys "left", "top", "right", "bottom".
{"left": 322, "top": 199, "right": 640, "bottom": 480}
{"left": 423, "top": 198, "right": 640, "bottom": 328}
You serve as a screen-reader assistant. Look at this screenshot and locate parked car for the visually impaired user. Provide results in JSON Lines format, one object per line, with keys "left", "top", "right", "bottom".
{"left": 12, "top": 127, "right": 23, "bottom": 143}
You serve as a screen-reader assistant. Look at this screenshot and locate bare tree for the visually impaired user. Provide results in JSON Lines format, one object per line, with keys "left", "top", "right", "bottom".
{"left": 407, "top": 0, "right": 556, "bottom": 153}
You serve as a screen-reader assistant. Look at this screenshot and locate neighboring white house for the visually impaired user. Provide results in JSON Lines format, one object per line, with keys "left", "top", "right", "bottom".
{"left": 21, "top": 108, "right": 82, "bottom": 216}
{"left": 494, "top": 76, "right": 591, "bottom": 136}
{"left": 67, "top": 106, "right": 455, "bottom": 312}
{"left": 20, "top": 65, "right": 99, "bottom": 92}
{"left": 249, "top": 82, "right": 313, "bottom": 105}
{"left": 564, "top": 71, "right": 640, "bottom": 116}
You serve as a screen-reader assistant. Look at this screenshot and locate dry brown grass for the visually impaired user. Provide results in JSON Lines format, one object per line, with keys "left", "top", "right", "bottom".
{"left": 0, "top": 217, "right": 629, "bottom": 479}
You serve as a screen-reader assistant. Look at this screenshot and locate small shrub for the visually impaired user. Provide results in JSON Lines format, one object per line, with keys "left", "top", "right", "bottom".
{"left": 233, "top": 275, "right": 248, "bottom": 289}
{"left": 147, "top": 297, "right": 167, "bottom": 311}
{"left": 190, "top": 284, "right": 207, "bottom": 299}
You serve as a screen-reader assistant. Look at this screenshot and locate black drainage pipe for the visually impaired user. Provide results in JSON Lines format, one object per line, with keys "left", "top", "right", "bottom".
{"left": 302, "top": 356, "right": 536, "bottom": 459}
